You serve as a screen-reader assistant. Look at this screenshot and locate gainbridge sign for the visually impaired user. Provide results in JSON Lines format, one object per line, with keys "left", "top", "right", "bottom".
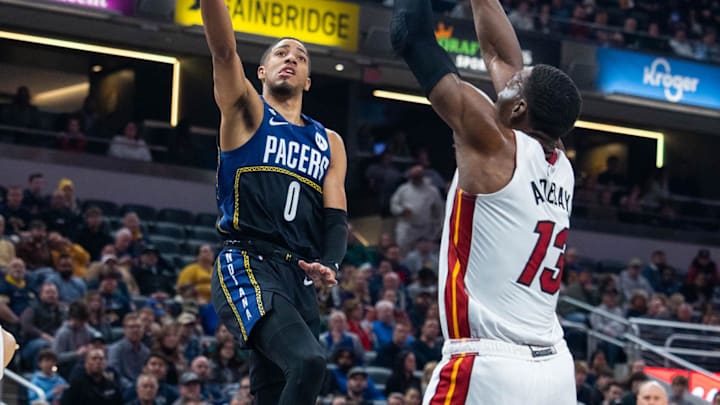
{"left": 175, "top": 0, "right": 359, "bottom": 52}
{"left": 433, "top": 17, "right": 559, "bottom": 73}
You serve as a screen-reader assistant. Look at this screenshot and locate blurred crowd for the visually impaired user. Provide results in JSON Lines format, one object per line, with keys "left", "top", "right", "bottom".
{"left": 0, "top": 166, "right": 718, "bottom": 405}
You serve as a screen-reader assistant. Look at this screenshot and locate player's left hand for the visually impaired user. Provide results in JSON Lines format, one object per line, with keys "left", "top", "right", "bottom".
{"left": 298, "top": 260, "right": 338, "bottom": 287}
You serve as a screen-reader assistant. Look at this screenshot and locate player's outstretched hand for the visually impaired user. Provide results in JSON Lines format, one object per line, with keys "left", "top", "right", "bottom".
{"left": 298, "top": 260, "right": 338, "bottom": 287}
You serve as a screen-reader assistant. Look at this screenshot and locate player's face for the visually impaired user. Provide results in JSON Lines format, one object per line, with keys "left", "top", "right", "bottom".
{"left": 259, "top": 39, "right": 311, "bottom": 96}
{"left": 496, "top": 68, "right": 532, "bottom": 130}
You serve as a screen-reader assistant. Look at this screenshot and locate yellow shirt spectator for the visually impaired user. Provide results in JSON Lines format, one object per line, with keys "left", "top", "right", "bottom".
{"left": 49, "top": 232, "right": 90, "bottom": 278}
{"left": 176, "top": 244, "right": 215, "bottom": 303}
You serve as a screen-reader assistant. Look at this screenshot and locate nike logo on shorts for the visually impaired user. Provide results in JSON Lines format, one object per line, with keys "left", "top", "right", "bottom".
{"left": 269, "top": 117, "right": 288, "bottom": 126}
{"left": 303, "top": 277, "right": 314, "bottom": 286}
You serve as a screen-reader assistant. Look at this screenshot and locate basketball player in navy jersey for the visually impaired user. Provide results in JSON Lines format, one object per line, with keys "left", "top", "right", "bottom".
{"left": 200, "top": 1, "right": 348, "bottom": 404}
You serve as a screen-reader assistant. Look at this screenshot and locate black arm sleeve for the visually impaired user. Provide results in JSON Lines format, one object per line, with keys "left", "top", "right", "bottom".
{"left": 321, "top": 208, "right": 347, "bottom": 273}
{"left": 390, "top": 0, "right": 460, "bottom": 96}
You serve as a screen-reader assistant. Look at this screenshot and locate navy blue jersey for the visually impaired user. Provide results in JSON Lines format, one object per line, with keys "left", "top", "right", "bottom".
{"left": 216, "top": 101, "right": 331, "bottom": 259}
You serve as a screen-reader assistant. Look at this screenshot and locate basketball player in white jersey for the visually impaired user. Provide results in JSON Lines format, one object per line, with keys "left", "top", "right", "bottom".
{"left": 391, "top": 0, "right": 582, "bottom": 403}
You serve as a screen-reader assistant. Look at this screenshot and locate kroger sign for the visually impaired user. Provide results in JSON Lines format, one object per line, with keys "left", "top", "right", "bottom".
{"left": 596, "top": 48, "right": 720, "bottom": 110}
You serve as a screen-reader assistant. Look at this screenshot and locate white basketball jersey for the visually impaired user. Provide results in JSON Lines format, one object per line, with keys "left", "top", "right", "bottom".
{"left": 438, "top": 130, "right": 574, "bottom": 346}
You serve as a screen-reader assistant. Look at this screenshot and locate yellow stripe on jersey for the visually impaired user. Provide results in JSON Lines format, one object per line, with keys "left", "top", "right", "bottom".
{"left": 241, "top": 250, "right": 265, "bottom": 316}
{"left": 233, "top": 165, "right": 322, "bottom": 231}
{"left": 216, "top": 260, "right": 247, "bottom": 340}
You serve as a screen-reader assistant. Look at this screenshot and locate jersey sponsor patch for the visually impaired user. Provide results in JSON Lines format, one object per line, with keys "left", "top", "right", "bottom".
{"left": 315, "top": 131, "right": 329, "bottom": 151}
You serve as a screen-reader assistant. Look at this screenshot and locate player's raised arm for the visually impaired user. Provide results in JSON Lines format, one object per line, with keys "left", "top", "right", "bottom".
{"left": 390, "top": 0, "right": 503, "bottom": 150}
{"left": 201, "top": 0, "right": 263, "bottom": 149}
{"left": 470, "top": 0, "right": 524, "bottom": 94}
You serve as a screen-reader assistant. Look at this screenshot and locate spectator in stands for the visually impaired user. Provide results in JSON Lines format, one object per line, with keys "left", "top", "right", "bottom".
{"left": 108, "top": 312, "right": 150, "bottom": 392}
{"left": 618, "top": 258, "right": 654, "bottom": 302}
{"left": 17, "top": 219, "right": 54, "bottom": 277}
{"left": 53, "top": 300, "right": 96, "bottom": 374}
{"left": 589, "top": 370, "right": 615, "bottom": 405}
{"left": 406, "top": 268, "right": 437, "bottom": 304}
{"left": 387, "top": 392, "right": 404, "bottom": 405}
{"left": 0, "top": 215, "right": 16, "bottom": 269}
{"left": 85, "top": 290, "right": 112, "bottom": 342}
{"left": 682, "top": 271, "right": 713, "bottom": 308}
{"left": 390, "top": 165, "right": 444, "bottom": 254}
{"left": 642, "top": 250, "right": 666, "bottom": 291}
{"left": 626, "top": 291, "right": 649, "bottom": 318}
{"left": 575, "top": 360, "right": 594, "bottom": 405}
{"left": 1, "top": 185, "right": 31, "bottom": 235}
{"left": 621, "top": 372, "right": 649, "bottom": 405}
{"left": 669, "top": 29, "right": 694, "bottom": 58}
{"left": 410, "top": 318, "right": 441, "bottom": 371}
{"left": 209, "top": 337, "right": 246, "bottom": 386}
{"left": 669, "top": 375, "right": 692, "bottom": 405}
{"left": 132, "top": 245, "right": 176, "bottom": 299}
{"left": 76, "top": 97, "right": 100, "bottom": 138}
{"left": 55, "top": 178, "right": 80, "bottom": 215}
{"left": 176, "top": 244, "right": 214, "bottom": 304}
{"left": 152, "top": 323, "right": 188, "bottom": 385}
{"left": 374, "top": 322, "right": 413, "bottom": 369}
{"left": 673, "top": 303, "right": 698, "bottom": 324}
{"left": 43, "top": 189, "right": 79, "bottom": 237}
{"left": 323, "top": 348, "right": 364, "bottom": 397}
{"left": 48, "top": 231, "right": 90, "bottom": 278}
{"left": 509, "top": 1, "right": 535, "bottom": 30}
{"left": 0, "top": 258, "right": 33, "bottom": 330}
{"left": 589, "top": 289, "right": 626, "bottom": 367}
{"left": 230, "top": 374, "right": 252, "bottom": 405}
{"left": 372, "top": 300, "right": 396, "bottom": 350}
{"left": 74, "top": 206, "right": 113, "bottom": 260}
{"left": 384, "top": 351, "right": 420, "bottom": 397}
{"left": 603, "top": 381, "right": 625, "bottom": 405}
{"left": 636, "top": 380, "right": 668, "bottom": 405}
{"left": 365, "top": 150, "right": 403, "bottom": 216}
{"left": 342, "top": 299, "right": 373, "bottom": 351}
{"left": 368, "top": 260, "right": 393, "bottom": 302}
{"left": 558, "top": 267, "right": 598, "bottom": 323}
{"left": 108, "top": 121, "right": 152, "bottom": 162}
{"left": 29, "top": 348, "right": 68, "bottom": 404}
{"left": 123, "top": 212, "right": 149, "bottom": 257}
{"left": 138, "top": 306, "right": 161, "bottom": 347}
{"left": 380, "top": 272, "right": 411, "bottom": 312}
{"left": 695, "top": 30, "right": 720, "bottom": 62}
{"left": 2, "top": 86, "right": 39, "bottom": 128}
{"left": 345, "top": 367, "right": 385, "bottom": 403}
{"left": 141, "top": 353, "right": 179, "bottom": 405}
{"left": 97, "top": 267, "right": 132, "bottom": 327}
{"left": 404, "top": 387, "right": 421, "bottom": 405}
{"left": 320, "top": 310, "right": 365, "bottom": 362}
{"left": 113, "top": 227, "right": 134, "bottom": 261}
{"left": 568, "top": 4, "right": 591, "bottom": 40}
{"left": 403, "top": 238, "right": 439, "bottom": 275}
{"left": 686, "top": 249, "right": 717, "bottom": 294}
{"left": 20, "top": 282, "right": 64, "bottom": 368}
{"left": 655, "top": 266, "right": 681, "bottom": 297}
{"left": 384, "top": 245, "right": 412, "bottom": 283}
{"left": 46, "top": 254, "right": 87, "bottom": 303}
{"left": 177, "top": 312, "right": 202, "bottom": 362}
{"left": 23, "top": 172, "right": 48, "bottom": 215}
{"left": 172, "top": 372, "right": 204, "bottom": 405}
{"left": 58, "top": 116, "right": 88, "bottom": 153}
{"left": 130, "top": 373, "right": 160, "bottom": 405}
{"left": 587, "top": 349, "right": 612, "bottom": 387}
{"left": 190, "top": 355, "right": 223, "bottom": 403}
{"left": 414, "top": 148, "right": 446, "bottom": 194}
{"left": 60, "top": 347, "right": 123, "bottom": 405}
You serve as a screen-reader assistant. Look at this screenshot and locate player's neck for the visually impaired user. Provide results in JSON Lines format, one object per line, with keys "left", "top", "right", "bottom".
{"left": 526, "top": 129, "right": 557, "bottom": 156}
{"left": 263, "top": 92, "right": 304, "bottom": 125}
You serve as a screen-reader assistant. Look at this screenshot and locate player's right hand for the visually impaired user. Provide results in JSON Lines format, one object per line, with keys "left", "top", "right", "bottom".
{"left": 298, "top": 260, "right": 338, "bottom": 287}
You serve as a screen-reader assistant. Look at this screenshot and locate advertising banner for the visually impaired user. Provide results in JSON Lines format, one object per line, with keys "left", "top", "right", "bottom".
{"left": 433, "top": 17, "right": 560, "bottom": 74}
{"left": 47, "top": 0, "right": 134, "bottom": 15}
{"left": 175, "top": 0, "right": 359, "bottom": 52}
{"left": 596, "top": 48, "right": 720, "bottom": 110}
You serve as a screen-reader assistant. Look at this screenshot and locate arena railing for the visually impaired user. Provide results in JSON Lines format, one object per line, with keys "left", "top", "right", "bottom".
{"left": 0, "top": 368, "right": 47, "bottom": 405}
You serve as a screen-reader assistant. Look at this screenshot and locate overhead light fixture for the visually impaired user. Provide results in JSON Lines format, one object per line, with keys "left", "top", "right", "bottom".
{"left": 372, "top": 89, "right": 665, "bottom": 168}
{"left": 92, "top": 65, "right": 103, "bottom": 72}
{"left": 0, "top": 30, "right": 181, "bottom": 126}
{"left": 335, "top": 63, "right": 345, "bottom": 72}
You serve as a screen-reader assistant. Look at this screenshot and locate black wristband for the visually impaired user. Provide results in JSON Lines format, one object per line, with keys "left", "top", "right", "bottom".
{"left": 322, "top": 208, "right": 348, "bottom": 273}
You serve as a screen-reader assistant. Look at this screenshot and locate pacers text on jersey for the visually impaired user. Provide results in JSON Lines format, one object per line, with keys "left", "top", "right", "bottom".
{"left": 531, "top": 179, "right": 572, "bottom": 213}
{"left": 230, "top": 0, "right": 353, "bottom": 40}
{"left": 263, "top": 135, "right": 330, "bottom": 184}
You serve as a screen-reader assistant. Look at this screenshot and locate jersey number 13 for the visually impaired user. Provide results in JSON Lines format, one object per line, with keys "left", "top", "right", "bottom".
{"left": 516, "top": 220, "right": 568, "bottom": 295}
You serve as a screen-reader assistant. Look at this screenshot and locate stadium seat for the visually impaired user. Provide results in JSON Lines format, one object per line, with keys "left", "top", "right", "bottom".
{"left": 157, "top": 208, "right": 195, "bottom": 225}
{"left": 121, "top": 203, "right": 157, "bottom": 221}
{"left": 195, "top": 213, "right": 218, "bottom": 227}
{"left": 189, "top": 227, "right": 220, "bottom": 243}
{"left": 82, "top": 199, "right": 120, "bottom": 217}
{"left": 364, "top": 350, "right": 377, "bottom": 364}
{"left": 151, "top": 236, "right": 181, "bottom": 255}
{"left": 365, "top": 366, "right": 392, "bottom": 386}
{"left": 151, "top": 222, "right": 186, "bottom": 239}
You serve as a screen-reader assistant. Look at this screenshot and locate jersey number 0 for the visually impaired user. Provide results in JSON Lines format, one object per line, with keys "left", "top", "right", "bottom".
{"left": 516, "top": 220, "right": 568, "bottom": 295}
{"left": 283, "top": 181, "right": 301, "bottom": 222}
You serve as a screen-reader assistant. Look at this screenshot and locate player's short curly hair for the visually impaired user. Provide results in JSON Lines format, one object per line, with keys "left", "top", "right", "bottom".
{"left": 523, "top": 64, "right": 582, "bottom": 139}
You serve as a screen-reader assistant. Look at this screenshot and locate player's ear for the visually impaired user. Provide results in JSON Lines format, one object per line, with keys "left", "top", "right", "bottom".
{"left": 304, "top": 77, "right": 311, "bottom": 92}
{"left": 511, "top": 99, "right": 527, "bottom": 121}
{"left": 257, "top": 65, "right": 266, "bottom": 81}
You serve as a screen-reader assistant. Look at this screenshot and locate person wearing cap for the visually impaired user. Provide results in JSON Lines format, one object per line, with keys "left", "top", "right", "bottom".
{"left": 171, "top": 371, "right": 204, "bottom": 405}
{"left": 178, "top": 313, "right": 202, "bottom": 364}
{"left": 60, "top": 347, "right": 123, "bottom": 405}
{"left": 74, "top": 206, "right": 113, "bottom": 261}
{"left": 345, "top": 367, "right": 384, "bottom": 403}
{"left": 618, "top": 258, "right": 654, "bottom": 303}
{"left": 131, "top": 245, "right": 176, "bottom": 300}
{"left": 56, "top": 178, "right": 80, "bottom": 215}
{"left": 687, "top": 249, "right": 718, "bottom": 297}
